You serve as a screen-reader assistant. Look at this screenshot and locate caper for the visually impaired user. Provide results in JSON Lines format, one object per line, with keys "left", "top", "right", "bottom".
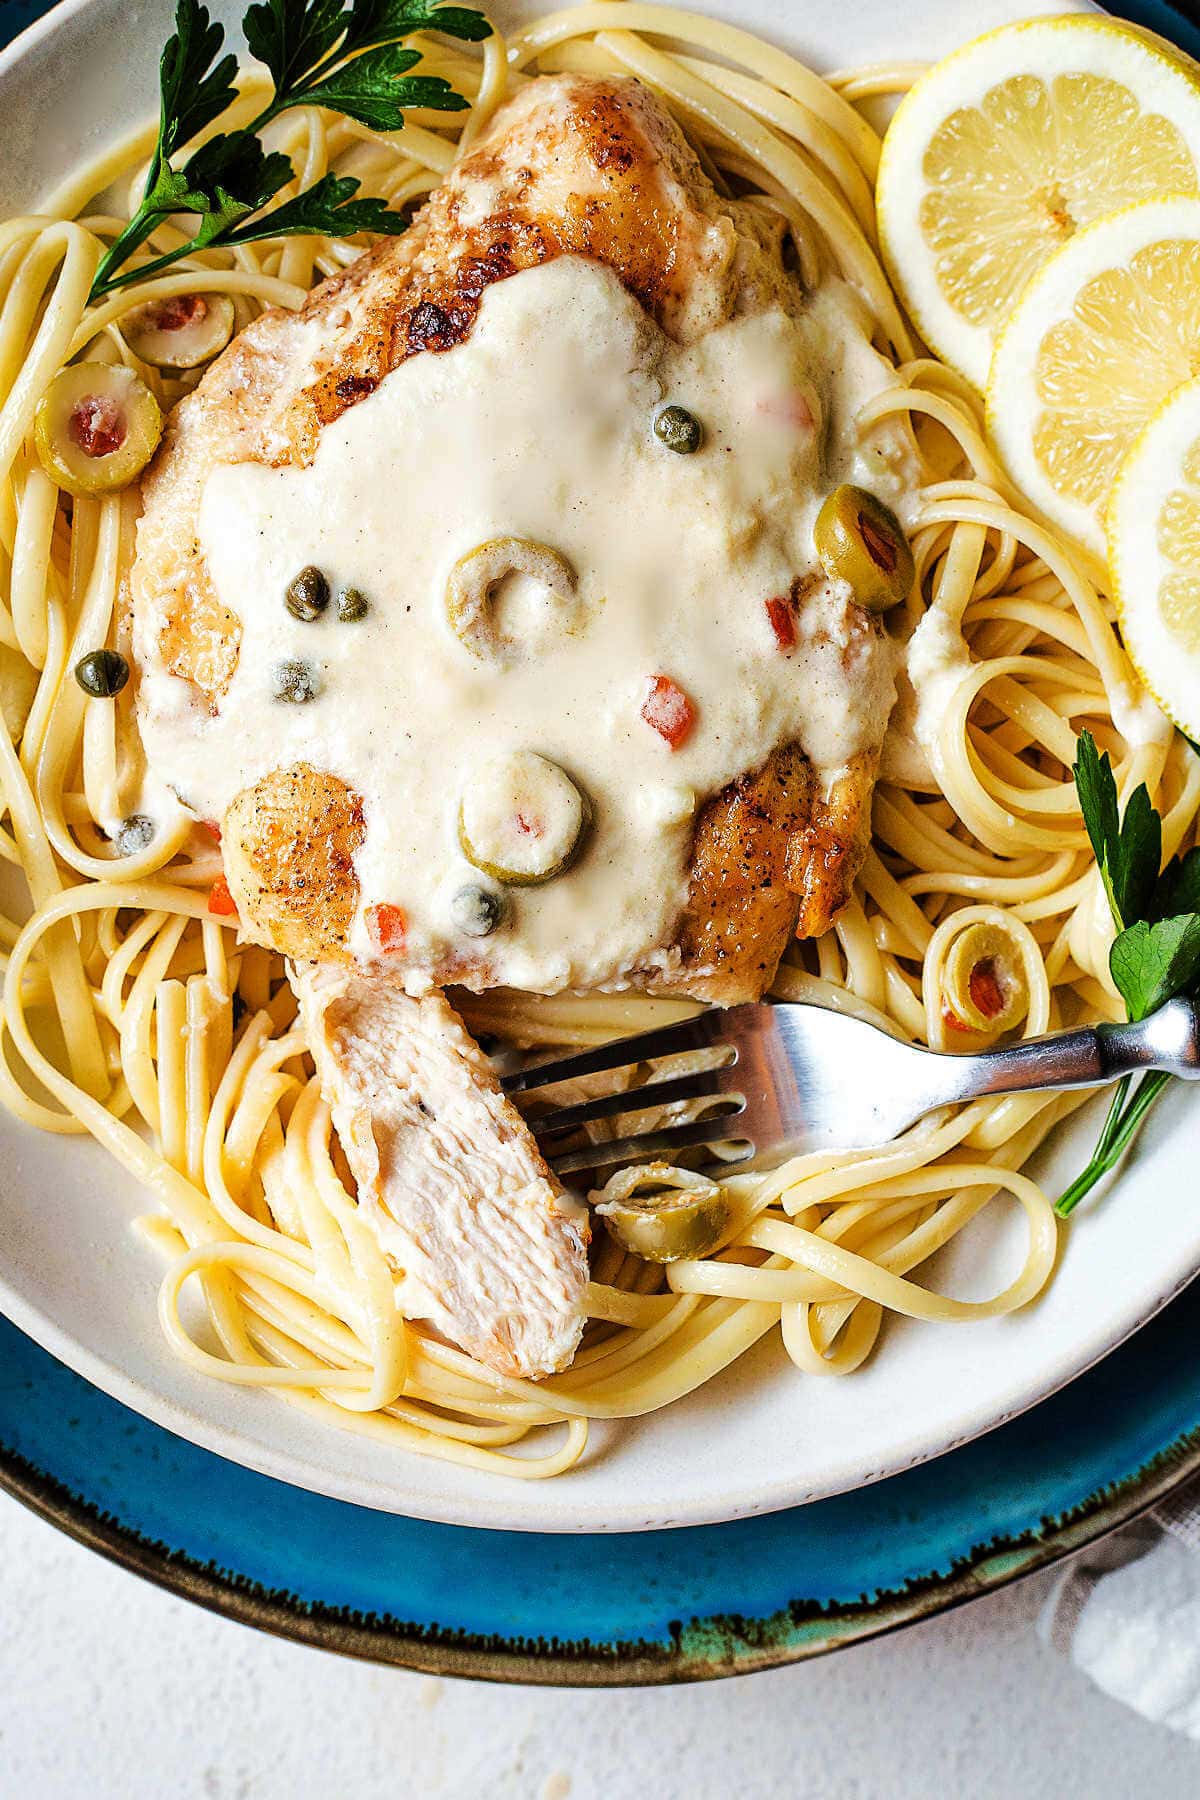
{"left": 285, "top": 566, "right": 330, "bottom": 622}
{"left": 653, "top": 404, "right": 704, "bottom": 455}
{"left": 450, "top": 884, "right": 507, "bottom": 938}
{"left": 115, "top": 813, "right": 155, "bottom": 856}
{"left": 337, "top": 586, "right": 370, "bottom": 622}
{"left": 271, "top": 659, "right": 320, "bottom": 703}
{"left": 813, "top": 484, "right": 915, "bottom": 612}
{"left": 74, "top": 648, "right": 129, "bottom": 698}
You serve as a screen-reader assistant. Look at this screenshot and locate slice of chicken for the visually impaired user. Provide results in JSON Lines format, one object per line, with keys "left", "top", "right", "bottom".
{"left": 294, "top": 962, "right": 588, "bottom": 1379}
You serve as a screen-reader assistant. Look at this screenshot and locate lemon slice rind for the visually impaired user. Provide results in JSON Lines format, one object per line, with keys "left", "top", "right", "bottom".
{"left": 987, "top": 194, "right": 1200, "bottom": 561}
{"left": 877, "top": 15, "right": 1200, "bottom": 389}
{"left": 1109, "top": 374, "right": 1200, "bottom": 741}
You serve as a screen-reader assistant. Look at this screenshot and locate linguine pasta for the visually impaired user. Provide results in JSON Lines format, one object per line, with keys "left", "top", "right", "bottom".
{"left": 0, "top": 2, "right": 1195, "bottom": 1478}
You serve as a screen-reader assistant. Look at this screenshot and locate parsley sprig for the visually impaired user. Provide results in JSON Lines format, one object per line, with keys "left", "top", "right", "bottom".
{"left": 1056, "top": 731, "right": 1200, "bottom": 1216}
{"left": 89, "top": 0, "right": 491, "bottom": 301}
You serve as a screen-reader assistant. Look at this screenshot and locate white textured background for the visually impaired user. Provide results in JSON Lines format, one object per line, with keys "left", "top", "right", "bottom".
{"left": 2, "top": 1493, "right": 1199, "bottom": 1798}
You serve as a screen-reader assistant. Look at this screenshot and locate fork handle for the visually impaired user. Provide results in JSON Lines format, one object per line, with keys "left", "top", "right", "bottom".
{"left": 925, "top": 995, "right": 1200, "bottom": 1110}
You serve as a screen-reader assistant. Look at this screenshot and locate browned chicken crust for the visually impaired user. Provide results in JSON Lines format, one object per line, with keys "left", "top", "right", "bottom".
{"left": 671, "top": 747, "right": 877, "bottom": 1004}
{"left": 134, "top": 72, "right": 877, "bottom": 1003}
{"left": 223, "top": 765, "right": 365, "bottom": 959}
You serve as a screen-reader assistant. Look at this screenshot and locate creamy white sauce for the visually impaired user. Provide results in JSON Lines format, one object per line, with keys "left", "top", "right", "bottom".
{"left": 877, "top": 659, "right": 940, "bottom": 792}
{"left": 140, "top": 256, "right": 908, "bottom": 991}
{"left": 902, "top": 604, "right": 974, "bottom": 783}
{"left": 894, "top": 596, "right": 1174, "bottom": 791}
{"left": 1108, "top": 681, "right": 1173, "bottom": 751}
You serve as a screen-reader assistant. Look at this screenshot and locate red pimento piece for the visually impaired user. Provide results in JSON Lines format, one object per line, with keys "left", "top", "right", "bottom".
{"left": 366, "top": 902, "right": 407, "bottom": 954}
{"left": 860, "top": 512, "right": 899, "bottom": 576}
{"left": 68, "top": 394, "right": 127, "bottom": 459}
{"left": 146, "top": 294, "right": 208, "bottom": 334}
{"left": 968, "top": 957, "right": 1005, "bottom": 1021}
{"left": 202, "top": 819, "right": 222, "bottom": 844}
{"left": 765, "top": 595, "right": 797, "bottom": 651}
{"left": 640, "top": 675, "right": 695, "bottom": 750}
{"left": 208, "top": 875, "right": 237, "bottom": 918}
{"left": 755, "top": 391, "right": 816, "bottom": 432}
{"left": 942, "top": 959, "right": 1007, "bottom": 1034}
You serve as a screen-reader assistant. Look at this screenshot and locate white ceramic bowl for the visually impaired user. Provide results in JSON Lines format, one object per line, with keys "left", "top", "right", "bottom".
{"left": 7, "top": 0, "right": 1189, "bottom": 1536}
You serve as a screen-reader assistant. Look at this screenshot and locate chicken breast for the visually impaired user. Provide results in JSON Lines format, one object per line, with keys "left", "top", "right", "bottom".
{"left": 296, "top": 964, "right": 588, "bottom": 1377}
{"left": 133, "top": 72, "right": 895, "bottom": 1002}
{"left": 131, "top": 73, "right": 908, "bottom": 1379}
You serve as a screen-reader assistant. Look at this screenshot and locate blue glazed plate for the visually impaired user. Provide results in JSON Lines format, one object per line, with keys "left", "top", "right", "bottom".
{"left": 3, "top": 1285, "right": 1199, "bottom": 1681}
{"left": 1, "top": 0, "right": 1200, "bottom": 1675}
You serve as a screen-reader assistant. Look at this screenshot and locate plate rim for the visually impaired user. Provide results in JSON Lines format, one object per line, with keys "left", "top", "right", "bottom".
{"left": 6, "top": 1161, "right": 1200, "bottom": 1532}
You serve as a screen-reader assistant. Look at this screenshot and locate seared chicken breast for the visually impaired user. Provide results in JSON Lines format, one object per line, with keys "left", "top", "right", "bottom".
{"left": 131, "top": 73, "right": 909, "bottom": 1377}
{"left": 135, "top": 73, "right": 895, "bottom": 999}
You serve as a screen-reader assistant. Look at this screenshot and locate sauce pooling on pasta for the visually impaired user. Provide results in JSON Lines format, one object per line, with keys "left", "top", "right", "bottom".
{"left": 137, "top": 255, "right": 913, "bottom": 991}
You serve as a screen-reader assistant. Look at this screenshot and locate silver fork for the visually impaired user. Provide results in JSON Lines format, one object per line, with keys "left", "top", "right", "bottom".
{"left": 502, "top": 996, "right": 1200, "bottom": 1177}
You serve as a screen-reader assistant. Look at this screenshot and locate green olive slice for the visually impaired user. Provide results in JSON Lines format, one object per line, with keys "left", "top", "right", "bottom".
{"left": 446, "top": 537, "right": 579, "bottom": 663}
{"left": 814, "top": 484, "right": 915, "bottom": 612}
{"left": 942, "top": 921, "right": 1030, "bottom": 1034}
{"left": 121, "top": 292, "right": 235, "bottom": 369}
{"left": 458, "top": 750, "right": 589, "bottom": 885}
{"left": 35, "top": 364, "right": 162, "bottom": 497}
{"left": 594, "top": 1163, "right": 729, "bottom": 1263}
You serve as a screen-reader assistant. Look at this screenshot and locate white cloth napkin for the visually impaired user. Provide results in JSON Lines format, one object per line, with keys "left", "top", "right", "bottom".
{"left": 1039, "top": 1476, "right": 1200, "bottom": 1736}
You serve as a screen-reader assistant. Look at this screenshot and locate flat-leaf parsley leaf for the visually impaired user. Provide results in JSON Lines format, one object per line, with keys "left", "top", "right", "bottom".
{"left": 88, "top": 0, "right": 490, "bottom": 301}
{"left": 1110, "top": 915, "right": 1200, "bottom": 1024}
{"left": 1057, "top": 730, "right": 1200, "bottom": 1216}
{"left": 1073, "top": 729, "right": 1161, "bottom": 932}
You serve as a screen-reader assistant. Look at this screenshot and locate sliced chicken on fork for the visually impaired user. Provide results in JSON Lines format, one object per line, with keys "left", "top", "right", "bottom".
{"left": 295, "top": 963, "right": 589, "bottom": 1379}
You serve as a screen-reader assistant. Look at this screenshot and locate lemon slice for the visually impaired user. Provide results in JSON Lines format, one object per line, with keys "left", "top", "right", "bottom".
{"left": 1109, "top": 375, "right": 1200, "bottom": 737}
{"left": 877, "top": 15, "right": 1200, "bottom": 388}
{"left": 987, "top": 197, "right": 1200, "bottom": 561}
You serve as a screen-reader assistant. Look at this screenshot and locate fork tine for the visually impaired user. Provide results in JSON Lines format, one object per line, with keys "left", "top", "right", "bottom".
{"left": 500, "top": 1012, "right": 725, "bottom": 1095}
{"left": 547, "top": 1109, "right": 749, "bottom": 1177}
{"left": 528, "top": 1068, "right": 727, "bottom": 1137}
